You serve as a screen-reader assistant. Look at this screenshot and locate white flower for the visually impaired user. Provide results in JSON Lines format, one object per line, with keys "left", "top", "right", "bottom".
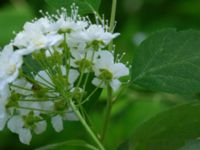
{"left": 24, "top": 18, "right": 54, "bottom": 34}
{"left": 54, "top": 17, "right": 88, "bottom": 33}
{"left": 14, "top": 31, "right": 62, "bottom": 55}
{"left": 92, "top": 50, "right": 129, "bottom": 91}
{"left": 0, "top": 5, "right": 130, "bottom": 143}
{"left": 70, "top": 50, "right": 94, "bottom": 72}
{"left": 67, "top": 36, "right": 87, "bottom": 52}
{"left": 8, "top": 116, "right": 32, "bottom": 144}
{"left": 70, "top": 25, "right": 119, "bottom": 49}
{"left": 0, "top": 44, "right": 23, "bottom": 90}
{"left": 8, "top": 114, "right": 47, "bottom": 145}
{"left": 14, "top": 18, "right": 63, "bottom": 55}
{"left": 86, "top": 25, "right": 119, "bottom": 45}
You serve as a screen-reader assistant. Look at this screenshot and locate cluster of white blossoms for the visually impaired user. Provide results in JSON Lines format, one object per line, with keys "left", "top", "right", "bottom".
{"left": 0, "top": 5, "right": 129, "bottom": 144}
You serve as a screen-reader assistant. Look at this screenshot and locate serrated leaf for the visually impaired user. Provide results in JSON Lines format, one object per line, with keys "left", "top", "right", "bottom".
{"left": 36, "top": 140, "right": 98, "bottom": 150}
{"left": 132, "top": 101, "right": 200, "bottom": 150}
{"left": 131, "top": 29, "right": 200, "bottom": 94}
{"left": 45, "top": 0, "right": 101, "bottom": 15}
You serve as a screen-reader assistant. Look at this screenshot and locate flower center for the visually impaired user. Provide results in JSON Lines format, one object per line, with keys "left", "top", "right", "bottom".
{"left": 99, "top": 69, "right": 113, "bottom": 81}
{"left": 6, "top": 64, "right": 16, "bottom": 76}
{"left": 59, "top": 28, "right": 73, "bottom": 34}
{"left": 33, "top": 39, "right": 45, "bottom": 47}
{"left": 54, "top": 99, "right": 68, "bottom": 111}
{"left": 23, "top": 112, "right": 41, "bottom": 128}
{"left": 75, "top": 59, "right": 92, "bottom": 71}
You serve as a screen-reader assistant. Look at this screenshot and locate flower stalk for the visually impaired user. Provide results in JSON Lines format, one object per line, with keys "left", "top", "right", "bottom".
{"left": 109, "top": 0, "right": 117, "bottom": 50}
{"left": 70, "top": 100, "right": 106, "bottom": 150}
{"left": 101, "top": 85, "right": 113, "bottom": 142}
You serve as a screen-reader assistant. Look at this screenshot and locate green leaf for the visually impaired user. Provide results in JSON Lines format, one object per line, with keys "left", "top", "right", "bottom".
{"left": 131, "top": 29, "right": 200, "bottom": 94}
{"left": 36, "top": 140, "right": 98, "bottom": 150}
{"left": 132, "top": 101, "right": 200, "bottom": 150}
{"left": 44, "top": 0, "right": 101, "bottom": 15}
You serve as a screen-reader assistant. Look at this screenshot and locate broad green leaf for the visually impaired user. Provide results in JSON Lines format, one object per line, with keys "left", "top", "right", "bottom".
{"left": 131, "top": 29, "right": 200, "bottom": 94}
{"left": 132, "top": 101, "right": 200, "bottom": 150}
{"left": 45, "top": 0, "right": 101, "bottom": 15}
{"left": 36, "top": 140, "right": 98, "bottom": 150}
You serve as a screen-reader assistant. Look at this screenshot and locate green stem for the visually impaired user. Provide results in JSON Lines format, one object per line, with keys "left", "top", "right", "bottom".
{"left": 109, "top": 0, "right": 117, "bottom": 32}
{"left": 10, "top": 84, "right": 32, "bottom": 91}
{"left": 101, "top": 0, "right": 116, "bottom": 141}
{"left": 108, "top": 0, "right": 117, "bottom": 50}
{"left": 101, "top": 85, "right": 113, "bottom": 142}
{"left": 70, "top": 100, "right": 106, "bottom": 150}
{"left": 15, "top": 106, "right": 53, "bottom": 114}
{"left": 77, "top": 86, "right": 100, "bottom": 106}
{"left": 63, "top": 33, "right": 70, "bottom": 88}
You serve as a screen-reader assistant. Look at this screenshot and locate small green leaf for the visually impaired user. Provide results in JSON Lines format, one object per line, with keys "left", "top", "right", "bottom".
{"left": 45, "top": 0, "right": 101, "bottom": 15}
{"left": 132, "top": 101, "right": 200, "bottom": 150}
{"left": 131, "top": 29, "right": 200, "bottom": 94}
{"left": 36, "top": 140, "right": 98, "bottom": 150}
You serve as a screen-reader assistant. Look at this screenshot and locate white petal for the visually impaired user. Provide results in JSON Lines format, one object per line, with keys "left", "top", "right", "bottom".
{"left": 51, "top": 115, "right": 63, "bottom": 132}
{"left": 12, "top": 78, "right": 32, "bottom": 95}
{"left": 18, "top": 101, "right": 41, "bottom": 115}
{"left": 0, "top": 105, "right": 8, "bottom": 131}
{"left": 0, "top": 84, "right": 10, "bottom": 100}
{"left": 60, "top": 65, "right": 66, "bottom": 76}
{"left": 35, "top": 70, "right": 53, "bottom": 87}
{"left": 112, "top": 63, "right": 129, "bottom": 78}
{"left": 39, "top": 101, "right": 54, "bottom": 112}
{"left": 94, "top": 50, "right": 114, "bottom": 65}
{"left": 7, "top": 116, "right": 24, "bottom": 133}
{"left": 19, "top": 128, "right": 32, "bottom": 145}
{"left": 69, "top": 69, "right": 79, "bottom": 85}
{"left": 63, "top": 109, "right": 78, "bottom": 121}
{"left": 92, "top": 78, "right": 105, "bottom": 88}
{"left": 34, "top": 121, "right": 47, "bottom": 134}
{"left": 110, "top": 79, "right": 121, "bottom": 92}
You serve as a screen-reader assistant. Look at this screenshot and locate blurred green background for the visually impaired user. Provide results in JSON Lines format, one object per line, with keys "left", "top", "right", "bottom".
{"left": 0, "top": 0, "right": 200, "bottom": 149}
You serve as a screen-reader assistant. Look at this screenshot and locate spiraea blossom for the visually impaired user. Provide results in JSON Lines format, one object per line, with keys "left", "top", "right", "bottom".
{"left": 0, "top": 4, "right": 129, "bottom": 145}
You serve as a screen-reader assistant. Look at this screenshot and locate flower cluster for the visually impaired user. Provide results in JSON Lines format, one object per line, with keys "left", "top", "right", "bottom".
{"left": 0, "top": 5, "right": 129, "bottom": 144}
